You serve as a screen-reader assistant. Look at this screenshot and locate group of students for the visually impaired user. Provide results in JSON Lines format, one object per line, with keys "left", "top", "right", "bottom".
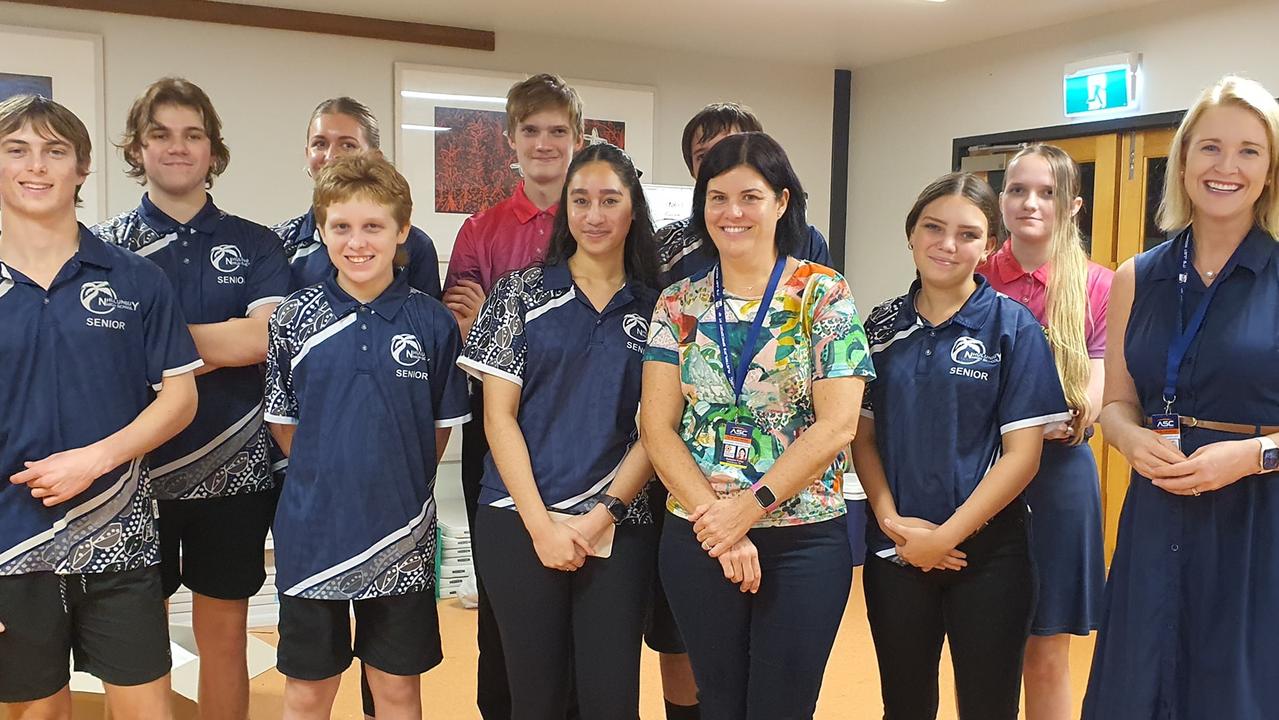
{"left": 1, "top": 67, "right": 1278, "bottom": 720}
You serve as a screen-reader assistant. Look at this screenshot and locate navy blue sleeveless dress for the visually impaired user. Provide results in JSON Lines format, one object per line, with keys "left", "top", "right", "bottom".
{"left": 1083, "top": 226, "right": 1279, "bottom": 719}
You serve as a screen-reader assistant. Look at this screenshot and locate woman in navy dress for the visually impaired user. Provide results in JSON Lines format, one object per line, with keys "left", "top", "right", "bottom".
{"left": 977, "top": 144, "right": 1111, "bottom": 720}
{"left": 1084, "top": 75, "right": 1279, "bottom": 719}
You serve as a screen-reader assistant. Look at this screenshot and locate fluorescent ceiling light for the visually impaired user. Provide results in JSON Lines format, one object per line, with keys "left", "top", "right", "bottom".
{"left": 400, "top": 90, "right": 507, "bottom": 104}
{"left": 401, "top": 124, "right": 452, "bottom": 132}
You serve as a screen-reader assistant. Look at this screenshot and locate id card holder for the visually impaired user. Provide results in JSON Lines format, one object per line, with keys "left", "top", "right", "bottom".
{"left": 1150, "top": 413, "right": 1182, "bottom": 450}
{"left": 719, "top": 421, "right": 754, "bottom": 469}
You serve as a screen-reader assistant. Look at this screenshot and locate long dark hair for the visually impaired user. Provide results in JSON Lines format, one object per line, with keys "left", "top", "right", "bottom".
{"left": 545, "top": 142, "right": 658, "bottom": 288}
{"left": 690, "top": 132, "right": 807, "bottom": 258}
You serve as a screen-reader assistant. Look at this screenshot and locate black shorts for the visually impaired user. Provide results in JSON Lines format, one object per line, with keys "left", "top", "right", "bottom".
{"left": 643, "top": 482, "right": 687, "bottom": 654}
{"left": 158, "top": 488, "right": 278, "bottom": 599}
{"left": 276, "top": 590, "right": 443, "bottom": 681}
{"left": 0, "top": 567, "right": 171, "bottom": 703}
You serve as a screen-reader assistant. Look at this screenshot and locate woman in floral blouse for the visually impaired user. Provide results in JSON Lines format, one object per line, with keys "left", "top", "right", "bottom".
{"left": 640, "top": 132, "right": 874, "bottom": 720}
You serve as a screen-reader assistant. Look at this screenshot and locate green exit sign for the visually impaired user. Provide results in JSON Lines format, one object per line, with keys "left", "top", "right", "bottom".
{"left": 1063, "top": 54, "right": 1140, "bottom": 118}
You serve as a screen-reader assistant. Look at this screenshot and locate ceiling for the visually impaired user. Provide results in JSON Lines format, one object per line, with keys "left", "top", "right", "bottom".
{"left": 236, "top": 0, "right": 1170, "bottom": 67}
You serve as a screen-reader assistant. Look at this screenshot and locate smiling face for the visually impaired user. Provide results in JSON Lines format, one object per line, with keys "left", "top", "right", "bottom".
{"left": 1182, "top": 104, "right": 1271, "bottom": 225}
{"left": 307, "top": 112, "right": 372, "bottom": 177}
{"left": 0, "top": 121, "right": 87, "bottom": 221}
{"left": 704, "top": 164, "right": 789, "bottom": 264}
{"left": 135, "top": 103, "right": 212, "bottom": 198}
{"left": 909, "top": 194, "right": 994, "bottom": 289}
{"left": 566, "top": 160, "right": 633, "bottom": 263}
{"left": 507, "top": 108, "right": 578, "bottom": 186}
{"left": 321, "top": 196, "right": 408, "bottom": 298}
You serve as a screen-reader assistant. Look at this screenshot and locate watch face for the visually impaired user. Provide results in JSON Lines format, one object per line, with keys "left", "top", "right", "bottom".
{"left": 603, "top": 496, "right": 627, "bottom": 522}
{"left": 1263, "top": 447, "right": 1279, "bottom": 470}
{"left": 756, "top": 486, "right": 777, "bottom": 509}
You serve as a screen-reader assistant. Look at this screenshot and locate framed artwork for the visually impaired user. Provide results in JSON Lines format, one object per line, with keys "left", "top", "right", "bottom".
{"left": 0, "top": 25, "right": 106, "bottom": 223}
{"left": 394, "top": 63, "right": 655, "bottom": 269}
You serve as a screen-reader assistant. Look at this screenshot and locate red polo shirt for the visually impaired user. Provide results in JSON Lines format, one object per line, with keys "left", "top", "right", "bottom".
{"left": 976, "top": 239, "right": 1114, "bottom": 358}
{"left": 444, "top": 182, "right": 557, "bottom": 293}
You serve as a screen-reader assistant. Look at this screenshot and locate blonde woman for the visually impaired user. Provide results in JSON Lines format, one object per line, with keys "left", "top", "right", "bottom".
{"left": 976, "top": 144, "right": 1111, "bottom": 720}
{"left": 1083, "top": 75, "right": 1279, "bottom": 719}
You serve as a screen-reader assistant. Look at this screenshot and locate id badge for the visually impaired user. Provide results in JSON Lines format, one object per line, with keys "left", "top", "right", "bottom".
{"left": 1150, "top": 413, "right": 1182, "bottom": 450}
{"left": 719, "top": 421, "right": 754, "bottom": 469}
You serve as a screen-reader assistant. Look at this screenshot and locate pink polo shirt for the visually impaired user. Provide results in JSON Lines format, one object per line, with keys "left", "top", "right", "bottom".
{"left": 444, "top": 182, "right": 558, "bottom": 293}
{"left": 976, "top": 239, "right": 1114, "bottom": 358}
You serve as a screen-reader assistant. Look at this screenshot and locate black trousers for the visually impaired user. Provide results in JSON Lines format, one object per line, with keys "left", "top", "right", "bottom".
{"left": 863, "top": 504, "right": 1035, "bottom": 720}
{"left": 659, "top": 513, "right": 852, "bottom": 720}
{"left": 461, "top": 385, "right": 515, "bottom": 720}
{"left": 475, "top": 506, "right": 657, "bottom": 720}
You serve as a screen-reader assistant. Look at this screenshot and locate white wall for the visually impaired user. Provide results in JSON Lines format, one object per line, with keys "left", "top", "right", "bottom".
{"left": 0, "top": 2, "right": 833, "bottom": 243}
{"left": 847, "top": 0, "right": 1279, "bottom": 307}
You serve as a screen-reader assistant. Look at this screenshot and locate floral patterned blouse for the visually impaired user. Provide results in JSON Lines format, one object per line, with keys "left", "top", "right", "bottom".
{"left": 644, "top": 259, "right": 875, "bottom": 527}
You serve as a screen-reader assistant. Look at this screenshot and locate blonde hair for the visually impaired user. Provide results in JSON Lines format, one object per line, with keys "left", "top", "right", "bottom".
{"left": 1158, "top": 75, "right": 1279, "bottom": 235}
{"left": 505, "top": 73, "right": 583, "bottom": 140}
{"left": 312, "top": 153, "right": 412, "bottom": 266}
{"left": 1006, "top": 144, "right": 1092, "bottom": 443}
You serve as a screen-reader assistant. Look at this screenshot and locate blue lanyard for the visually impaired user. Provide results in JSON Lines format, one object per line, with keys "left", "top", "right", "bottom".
{"left": 1163, "top": 231, "right": 1235, "bottom": 412}
{"left": 713, "top": 257, "right": 786, "bottom": 407}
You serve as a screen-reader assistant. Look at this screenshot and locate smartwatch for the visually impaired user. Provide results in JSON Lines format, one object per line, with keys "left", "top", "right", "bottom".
{"left": 595, "top": 494, "right": 628, "bottom": 524}
{"left": 751, "top": 481, "right": 777, "bottom": 512}
{"left": 1259, "top": 437, "right": 1279, "bottom": 473}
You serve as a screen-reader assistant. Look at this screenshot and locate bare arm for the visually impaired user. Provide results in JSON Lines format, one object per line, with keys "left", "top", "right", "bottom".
{"left": 690, "top": 375, "right": 867, "bottom": 555}
{"left": 11, "top": 372, "right": 198, "bottom": 506}
{"left": 849, "top": 417, "right": 903, "bottom": 544}
{"left": 188, "top": 303, "right": 277, "bottom": 369}
{"left": 435, "top": 428, "right": 452, "bottom": 465}
{"left": 639, "top": 360, "right": 717, "bottom": 511}
{"left": 1099, "top": 260, "right": 1186, "bottom": 475}
{"left": 1084, "top": 357, "right": 1105, "bottom": 426}
{"left": 484, "top": 375, "right": 592, "bottom": 570}
{"left": 268, "top": 423, "right": 296, "bottom": 457}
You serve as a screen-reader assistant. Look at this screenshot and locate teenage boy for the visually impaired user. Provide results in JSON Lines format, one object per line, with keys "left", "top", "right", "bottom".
{"left": 265, "top": 153, "right": 470, "bottom": 720}
{"left": 0, "top": 95, "right": 200, "bottom": 720}
{"left": 646, "top": 102, "right": 835, "bottom": 720}
{"left": 93, "top": 78, "right": 290, "bottom": 720}
{"left": 441, "top": 73, "right": 584, "bottom": 720}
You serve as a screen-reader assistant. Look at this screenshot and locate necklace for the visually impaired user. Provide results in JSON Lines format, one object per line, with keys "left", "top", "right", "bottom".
{"left": 1205, "top": 269, "right": 1217, "bottom": 279}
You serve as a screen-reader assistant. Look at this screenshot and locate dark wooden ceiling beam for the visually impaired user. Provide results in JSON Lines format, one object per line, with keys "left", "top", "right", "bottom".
{"left": 8, "top": 0, "right": 495, "bottom": 51}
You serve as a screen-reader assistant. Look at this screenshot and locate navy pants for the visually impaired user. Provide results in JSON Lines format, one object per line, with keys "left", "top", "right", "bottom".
{"left": 659, "top": 512, "right": 852, "bottom": 720}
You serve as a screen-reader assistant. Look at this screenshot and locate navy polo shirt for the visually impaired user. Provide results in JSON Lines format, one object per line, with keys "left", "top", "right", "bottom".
{"left": 94, "top": 194, "right": 291, "bottom": 500}
{"left": 0, "top": 226, "right": 201, "bottom": 576}
{"left": 655, "top": 217, "right": 832, "bottom": 289}
{"left": 265, "top": 272, "right": 470, "bottom": 600}
{"left": 272, "top": 209, "right": 442, "bottom": 299}
{"left": 458, "top": 262, "right": 656, "bottom": 518}
{"left": 860, "top": 276, "right": 1069, "bottom": 554}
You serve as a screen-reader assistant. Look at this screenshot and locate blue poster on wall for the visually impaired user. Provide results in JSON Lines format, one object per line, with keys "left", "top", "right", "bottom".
{"left": 0, "top": 72, "right": 53, "bottom": 101}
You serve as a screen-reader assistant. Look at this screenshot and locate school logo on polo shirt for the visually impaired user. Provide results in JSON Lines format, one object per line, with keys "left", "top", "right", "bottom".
{"left": 392, "top": 333, "right": 429, "bottom": 380}
{"left": 210, "top": 244, "right": 251, "bottom": 283}
{"left": 80, "top": 280, "right": 139, "bottom": 330}
{"left": 622, "top": 312, "right": 648, "bottom": 353}
{"left": 949, "top": 336, "right": 1001, "bottom": 381}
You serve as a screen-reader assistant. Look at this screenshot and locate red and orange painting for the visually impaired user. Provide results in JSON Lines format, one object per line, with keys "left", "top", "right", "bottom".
{"left": 433, "top": 107, "right": 625, "bottom": 214}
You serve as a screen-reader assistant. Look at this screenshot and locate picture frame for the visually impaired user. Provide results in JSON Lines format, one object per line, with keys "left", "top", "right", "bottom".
{"left": 393, "top": 62, "right": 655, "bottom": 276}
{"left": 0, "top": 24, "right": 107, "bottom": 223}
